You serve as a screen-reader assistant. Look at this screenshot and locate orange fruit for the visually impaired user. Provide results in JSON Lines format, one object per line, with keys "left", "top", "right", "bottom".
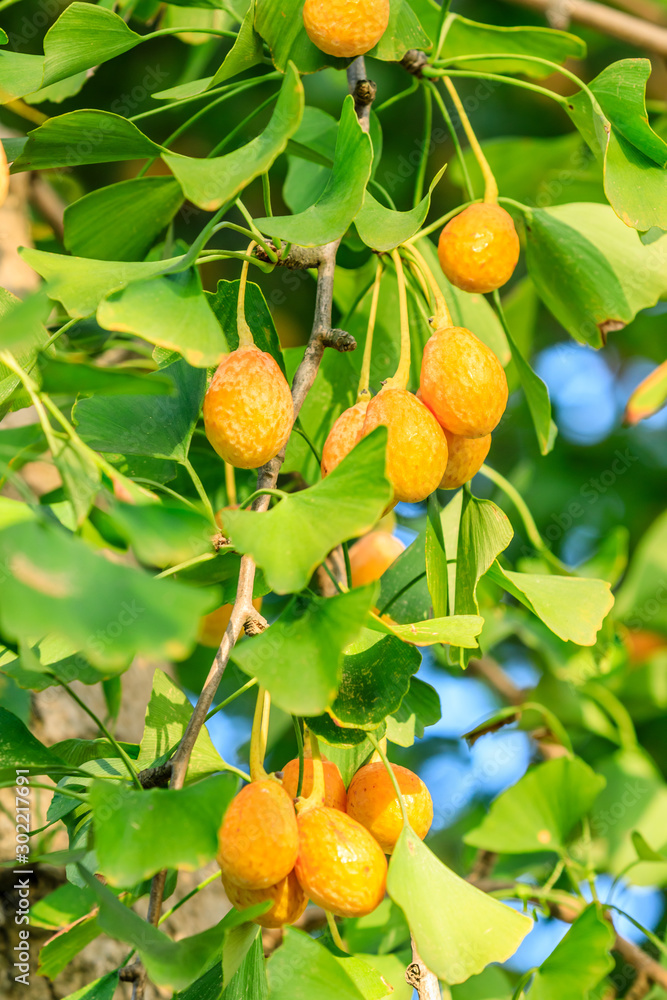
{"left": 349, "top": 531, "right": 405, "bottom": 587}
{"left": 217, "top": 780, "right": 298, "bottom": 890}
{"left": 222, "top": 869, "right": 308, "bottom": 929}
{"left": 303, "top": 0, "right": 390, "bottom": 58}
{"left": 440, "top": 430, "right": 491, "bottom": 490}
{"left": 281, "top": 758, "right": 347, "bottom": 811}
{"left": 362, "top": 388, "right": 448, "bottom": 504}
{"left": 321, "top": 400, "right": 368, "bottom": 477}
{"left": 437, "top": 203, "right": 520, "bottom": 294}
{"left": 197, "top": 597, "right": 263, "bottom": 648}
{"left": 295, "top": 806, "right": 387, "bottom": 917}
{"left": 420, "top": 327, "right": 508, "bottom": 438}
{"left": 0, "top": 142, "right": 9, "bottom": 210}
{"left": 623, "top": 629, "right": 667, "bottom": 665}
{"left": 347, "top": 762, "right": 433, "bottom": 854}
{"left": 203, "top": 346, "right": 293, "bottom": 469}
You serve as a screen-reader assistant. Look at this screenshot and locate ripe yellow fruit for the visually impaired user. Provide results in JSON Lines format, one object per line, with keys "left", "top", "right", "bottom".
{"left": 420, "top": 327, "right": 508, "bottom": 438}
{"left": 440, "top": 430, "right": 491, "bottom": 490}
{"left": 217, "top": 780, "right": 298, "bottom": 890}
{"left": 295, "top": 806, "right": 387, "bottom": 917}
{"left": 362, "top": 388, "right": 448, "bottom": 504}
{"left": 197, "top": 597, "right": 263, "bottom": 648}
{"left": 0, "top": 141, "right": 8, "bottom": 210}
{"left": 349, "top": 531, "right": 405, "bottom": 587}
{"left": 222, "top": 869, "right": 308, "bottom": 929}
{"left": 303, "top": 0, "right": 390, "bottom": 58}
{"left": 281, "top": 758, "right": 347, "bottom": 811}
{"left": 437, "top": 203, "right": 520, "bottom": 294}
{"left": 321, "top": 400, "right": 368, "bottom": 477}
{"left": 347, "top": 762, "right": 433, "bottom": 854}
{"left": 203, "top": 346, "right": 293, "bottom": 469}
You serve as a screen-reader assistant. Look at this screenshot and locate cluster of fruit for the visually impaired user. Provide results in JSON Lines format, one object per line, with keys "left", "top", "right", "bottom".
{"left": 217, "top": 749, "right": 433, "bottom": 927}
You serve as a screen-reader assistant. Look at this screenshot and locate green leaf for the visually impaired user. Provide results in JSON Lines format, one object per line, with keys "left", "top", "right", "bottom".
{"left": 376, "top": 528, "right": 430, "bottom": 626}
{"left": 210, "top": 2, "right": 264, "bottom": 85}
{"left": 501, "top": 310, "right": 556, "bottom": 455}
{"left": 529, "top": 905, "right": 614, "bottom": 1000}
{"left": 41, "top": 2, "right": 140, "bottom": 87}
{"left": 224, "top": 430, "right": 392, "bottom": 594}
{"left": 38, "top": 356, "right": 173, "bottom": 397}
{"left": 615, "top": 511, "right": 667, "bottom": 632}
{"left": 306, "top": 714, "right": 382, "bottom": 748}
{"left": 74, "top": 358, "right": 205, "bottom": 462}
{"left": 566, "top": 86, "right": 667, "bottom": 231}
{"left": 454, "top": 493, "right": 513, "bottom": 665}
{"left": 19, "top": 247, "right": 183, "bottom": 319}
{"left": 110, "top": 500, "right": 213, "bottom": 568}
{"left": 206, "top": 278, "right": 285, "bottom": 374}
{"left": 487, "top": 563, "right": 614, "bottom": 646}
{"left": 29, "top": 882, "right": 96, "bottom": 929}
{"left": 98, "top": 267, "right": 227, "bottom": 368}
{"left": 254, "top": 0, "right": 350, "bottom": 74}
{"left": 38, "top": 915, "right": 101, "bottom": 979}
{"left": 52, "top": 437, "right": 101, "bottom": 526}
{"left": 0, "top": 707, "right": 72, "bottom": 781}
{"left": 254, "top": 96, "right": 373, "bottom": 246}
{"left": 631, "top": 830, "right": 666, "bottom": 863}
{"left": 57, "top": 972, "right": 119, "bottom": 1000}
{"left": 450, "top": 967, "right": 512, "bottom": 999}
{"left": 49, "top": 737, "right": 138, "bottom": 768}
{"left": 464, "top": 756, "right": 606, "bottom": 854}
{"left": 329, "top": 631, "right": 421, "bottom": 730}
{"left": 163, "top": 64, "right": 303, "bottom": 211}
{"left": 0, "top": 515, "right": 213, "bottom": 668}
{"left": 12, "top": 111, "right": 161, "bottom": 172}
{"left": 232, "top": 587, "right": 376, "bottom": 716}
{"left": 136, "top": 669, "right": 230, "bottom": 782}
{"left": 90, "top": 774, "right": 236, "bottom": 886}
{"left": 79, "top": 867, "right": 266, "bottom": 991}
{"left": 439, "top": 13, "right": 586, "bottom": 76}
{"left": 221, "top": 934, "right": 268, "bottom": 1000}
{"left": 523, "top": 203, "right": 667, "bottom": 347}
{"left": 267, "top": 928, "right": 367, "bottom": 1000}
{"left": 0, "top": 287, "right": 50, "bottom": 355}
{"left": 356, "top": 167, "right": 446, "bottom": 252}
{"left": 624, "top": 360, "right": 667, "bottom": 425}
{"left": 368, "top": 613, "right": 485, "bottom": 647}
{"left": 367, "top": 0, "right": 431, "bottom": 61}
{"left": 317, "top": 738, "right": 375, "bottom": 784}
{"left": 386, "top": 676, "right": 441, "bottom": 748}
{"left": 0, "top": 633, "right": 127, "bottom": 692}
{"left": 0, "top": 52, "right": 44, "bottom": 103}
{"left": 387, "top": 826, "right": 532, "bottom": 984}
{"left": 64, "top": 177, "right": 184, "bottom": 262}
{"left": 575, "top": 59, "right": 667, "bottom": 168}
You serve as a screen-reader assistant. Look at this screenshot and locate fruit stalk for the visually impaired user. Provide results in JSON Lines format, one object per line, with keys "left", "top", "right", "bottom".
{"left": 249, "top": 686, "right": 271, "bottom": 782}
{"left": 357, "top": 259, "right": 383, "bottom": 402}
{"left": 237, "top": 244, "right": 257, "bottom": 348}
{"left": 297, "top": 728, "right": 326, "bottom": 810}
{"left": 401, "top": 244, "right": 452, "bottom": 329}
{"left": 367, "top": 731, "right": 410, "bottom": 827}
{"left": 441, "top": 76, "right": 499, "bottom": 204}
{"left": 385, "top": 249, "right": 411, "bottom": 391}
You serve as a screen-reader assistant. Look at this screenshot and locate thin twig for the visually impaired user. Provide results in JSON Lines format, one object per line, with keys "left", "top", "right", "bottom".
{"left": 407, "top": 937, "right": 441, "bottom": 1000}
{"left": 499, "top": 0, "right": 667, "bottom": 54}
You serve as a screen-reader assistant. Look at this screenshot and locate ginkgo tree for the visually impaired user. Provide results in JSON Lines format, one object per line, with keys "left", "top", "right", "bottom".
{"left": 0, "top": 0, "right": 666, "bottom": 998}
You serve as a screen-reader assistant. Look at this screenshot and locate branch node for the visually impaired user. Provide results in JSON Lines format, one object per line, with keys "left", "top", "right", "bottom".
{"left": 138, "top": 761, "right": 173, "bottom": 789}
{"left": 244, "top": 609, "right": 269, "bottom": 636}
{"left": 353, "top": 78, "right": 377, "bottom": 112}
{"left": 119, "top": 964, "right": 141, "bottom": 983}
{"left": 254, "top": 242, "right": 322, "bottom": 269}
{"left": 401, "top": 49, "right": 429, "bottom": 77}
{"left": 322, "top": 328, "right": 357, "bottom": 352}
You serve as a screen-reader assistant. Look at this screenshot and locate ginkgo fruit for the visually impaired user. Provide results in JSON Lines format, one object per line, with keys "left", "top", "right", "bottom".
{"left": 321, "top": 400, "right": 368, "bottom": 477}
{"left": 0, "top": 141, "right": 9, "bottom": 210}
{"left": 440, "top": 430, "right": 491, "bottom": 490}
{"left": 217, "top": 780, "right": 298, "bottom": 890}
{"left": 281, "top": 758, "right": 347, "bottom": 812}
{"left": 362, "top": 388, "right": 448, "bottom": 504}
{"left": 437, "top": 203, "right": 520, "bottom": 294}
{"left": 420, "top": 327, "right": 508, "bottom": 438}
{"left": 204, "top": 346, "right": 293, "bottom": 469}
{"left": 347, "top": 762, "right": 433, "bottom": 854}
{"left": 222, "top": 869, "right": 308, "bottom": 929}
{"left": 303, "top": 0, "right": 390, "bottom": 58}
{"left": 295, "top": 806, "right": 387, "bottom": 917}
{"left": 348, "top": 531, "right": 405, "bottom": 587}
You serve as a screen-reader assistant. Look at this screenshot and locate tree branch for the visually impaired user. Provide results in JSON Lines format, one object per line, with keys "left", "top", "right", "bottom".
{"left": 130, "top": 57, "right": 375, "bottom": 1000}
{"left": 498, "top": 0, "right": 667, "bottom": 55}
{"left": 406, "top": 937, "right": 441, "bottom": 1000}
